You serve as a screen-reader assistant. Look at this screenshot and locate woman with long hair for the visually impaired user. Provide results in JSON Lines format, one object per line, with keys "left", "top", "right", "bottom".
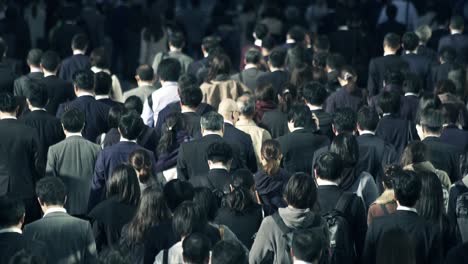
{"left": 367, "top": 165, "right": 400, "bottom": 224}
{"left": 139, "top": 15, "right": 168, "bottom": 65}
{"left": 325, "top": 65, "right": 365, "bottom": 113}
{"left": 129, "top": 149, "right": 162, "bottom": 192}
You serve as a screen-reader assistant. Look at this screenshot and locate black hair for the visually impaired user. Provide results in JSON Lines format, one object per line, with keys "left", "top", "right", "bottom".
{"left": 261, "top": 139, "right": 282, "bottom": 176}
{"left": 414, "top": 171, "right": 445, "bottom": 233}
{"left": 330, "top": 134, "right": 359, "bottom": 167}
{"left": 268, "top": 47, "right": 287, "bottom": 68}
{"left": 193, "top": 187, "right": 219, "bottom": 221}
{"left": 313, "top": 35, "right": 330, "bottom": 52}
{"left": 386, "top": 4, "right": 398, "bottom": 20}
{"left": 90, "top": 47, "right": 109, "bottom": 69}
{"left": 402, "top": 32, "right": 419, "bottom": 51}
{"left": 71, "top": 33, "right": 88, "bottom": 50}
{"left": 292, "top": 230, "right": 324, "bottom": 263}
{"left": 124, "top": 96, "right": 143, "bottom": 115}
{"left": 237, "top": 96, "right": 255, "bottom": 117}
{"left": 182, "top": 233, "right": 211, "bottom": 264}
{"left": 382, "top": 165, "right": 403, "bottom": 190}
{"left": 157, "top": 112, "right": 186, "bottom": 156}
{"left": 357, "top": 106, "right": 379, "bottom": 131}
{"left": 136, "top": 64, "right": 154, "bottom": 81}
{"left": 450, "top": 15, "right": 464, "bottom": 30}
{"left": 202, "top": 36, "right": 221, "bottom": 54}
{"left": 326, "top": 53, "right": 346, "bottom": 71}
{"left": 286, "top": 46, "right": 308, "bottom": 69}
{"left": 206, "top": 141, "right": 233, "bottom": 164}
{"left": 178, "top": 74, "right": 198, "bottom": 91}
{"left": 378, "top": 91, "right": 401, "bottom": 114}
{"left": 0, "top": 37, "right": 7, "bottom": 61}
{"left": 403, "top": 73, "right": 422, "bottom": 94}
{"left": 94, "top": 71, "right": 112, "bottom": 96}
{"left": 338, "top": 65, "right": 357, "bottom": 82}
{"left": 164, "top": 179, "right": 195, "bottom": 212}
{"left": 262, "top": 35, "right": 276, "bottom": 51}
{"left": 61, "top": 108, "right": 85, "bottom": 132}
{"left": 172, "top": 201, "right": 207, "bottom": 238}
{"left": 254, "top": 83, "right": 276, "bottom": 102}
{"left": 206, "top": 53, "right": 232, "bottom": 82}
{"left": 401, "top": 141, "right": 427, "bottom": 166}
{"left": 302, "top": 82, "right": 327, "bottom": 106}
{"left": 315, "top": 152, "right": 343, "bottom": 181}
{"left": 26, "top": 49, "right": 43, "bottom": 67}
{"left": 72, "top": 70, "right": 95, "bottom": 91}
{"left": 223, "top": 186, "right": 256, "bottom": 214}
{"left": 439, "top": 47, "right": 456, "bottom": 63}
{"left": 393, "top": 170, "right": 421, "bottom": 207}
{"left": 108, "top": 104, "right": 126, "bottom": 129}
{"left": 200, "top": 111, "right": 224, "bottom": 131}
{"left": 211, "top": 240, "right": 247, "bottom": 264}
{"left": 284, "top": 172, "right": 317, "bottom": 209}
{"left": 287, "top": 103, "right": 312, "bottom": 128}
{"left": 376, "top": 228, "right": 416, "bottom": 264}
{"left": 40, "top": 51, "right": 60, "bottom": 72}
{"left": 278, "top": 83, "right": 297, "bottom": 114}
{"left": 332, "top": 108, "right": 357, "bottom": 134}
{"left": 25, "top": 80, "right": 48, "bottom": 108}
{"left": 383, "top": 33, "right": 401, "bottom": 50}
{"left": 180, "top": 87, "right": 202, "bottom": 108}
{"left": 434, "top": 79, "right": 456, "bottom": 95}
{"left": 118, "top": 111, "right": 144, "bottom": 140}
{"left": 169, "top": 31, "right": 185, "bottom": 49}
{"left": 418, "top": 106, "right": 444, "bottom": 133}
{"left": 36, "top": 177, "right": 66, "bottom": 206}
{"left": 245, "top": 48, "right": 261, "bottom": 64}
{"left": 254, "top": 23, "right": 268, "bottom": 40}
{"left": 287, "top": 26, "right": 306, "bottom": 43}
{"left": 312, "top": 52, "right": 328, "bottom": 69}
{"left": 0, "top": 196, "right": 25, "bottom": 228}
{"left": 157, "top": 58, "right": 181, "bottom": 82}
{"left": 129, "top": 149, "right": 154, "bottom": 184}
{"left": 290, "top": 65, "right": 314, "bottom": 89}
{"left": 231, "top": 169, "right": 255, "bottom": 190}
{"left": 106, "top": 164, "right": 140, "bottom": 205}
{"left": 442, "top": 103, "right": 460, "bottom": 125}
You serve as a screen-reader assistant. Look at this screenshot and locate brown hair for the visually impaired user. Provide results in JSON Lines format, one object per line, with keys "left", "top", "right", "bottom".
{"left": 261, "top": 139, "right": 282, "bottom": 176}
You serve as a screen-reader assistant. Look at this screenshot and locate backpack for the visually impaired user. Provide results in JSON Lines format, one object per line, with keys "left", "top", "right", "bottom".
{"left": 455, "top": 180, "right": 468, "bottom": 242}
{"left": 321, "top": 192, "right": 355, "bottom": 264}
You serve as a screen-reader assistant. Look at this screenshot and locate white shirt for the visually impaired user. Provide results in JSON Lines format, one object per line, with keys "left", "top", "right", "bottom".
{"left": 43, "top": 207, "right": 67, "bottom": 217}
{"left": 359, "top": 130, "right": 375, "bottom": 136}
{"left": 66, "top": 132, "right": 82, "bottom": 138}
{"left": 316, "top": 178, "right": 339, "bottom": 186}
{"left": 405, "top": 92, "right": 418, "bottom": 97}
{"left": 141, "top": 81, "right": 179, "bottom": 127}
{"left": 0, "top": 116, "right": 17, "bottom": 120}
{"left": 0, "top": 227, "right": 22, "bottom": 234}
{"left": 95, "top": 95, "right": 110, "bottom": 100}
{"left": 120, "top": 137, "right": 137, "bottom": 143}
{"left": 30, "top": 107, "right": 46, "bottom": 112}
{"left": 397, "top": 205, "right": 418, "bottom": 214}
{"left": 77, "top": 91, "right": 95, "bottom": 98}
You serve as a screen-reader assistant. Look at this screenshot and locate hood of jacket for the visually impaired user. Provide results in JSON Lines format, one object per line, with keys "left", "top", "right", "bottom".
{"left": 278, "top": 207, "right": 318, "bottom": 229}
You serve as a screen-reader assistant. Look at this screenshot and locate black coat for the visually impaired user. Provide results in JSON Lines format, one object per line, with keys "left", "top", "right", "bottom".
{"left": 438, "top": 33, "right": 468, "bottom": 65}
{"left": 260, "top": 108, "right": 289, "bottom": 138}
{"left": 432, "top": 63, "right": 457, "bottom": 88}
{"left": 0, "top": 232, "right": 46, "bottom": 263}
{"left": 375, "top": 114, "right": 418, "bottom": 157}
{"left": 400, "top": 94, "right": 420, "bottom": 122}
{"left": 181, "top": 112, "right": 202, "bottom": 139}
{"left": 42, "top": 75, "right": 75, "bottom": 116}
{"left": 0, "top": 61, "right": 16, "bottom": 93}
{"left": 325, "top": 87, "right": 366, "bottom": 114}
{"left": 367, "top": 55, "right": 408, "bottom": 96}
{"left": 311, "top": 109, "right": 334, "bottom": 140}
{"left": 401, "top": 53, "right": 432, "bottom": 92}
{"left": 440, "top": 125, "right": 468, "bottom": 152}
{"left": 256, "top": 70, "right": 288, "bottom": 96}
{"left": 207, "top": 168, "right": 231, "bottom": 192}
{"left": 141, "top": 220, "right": 178, "bottom": 264}
{"left": 224, "top": 123, "right": 257, "bottom": 173}
{"left": 422, "top": 136, "right": 462, "bottom": 183}
{"left": 13, "top": 72, "right": 44, "bottom": 97}
{"left": 254, "top": 168, "right": 290, "bottom": 216}
{"left": 155, "top": 101, "right": 214, "bottom": 134}
{"left": 58, "top": 54, "right": 91, "bottom": 82}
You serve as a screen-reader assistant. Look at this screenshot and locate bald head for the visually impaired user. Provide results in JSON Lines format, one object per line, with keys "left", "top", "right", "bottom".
{"left": 218, "top": 98, "right": 240, "bottom": 125}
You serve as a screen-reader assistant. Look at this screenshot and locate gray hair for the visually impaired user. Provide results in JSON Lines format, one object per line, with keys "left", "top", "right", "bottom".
{"left": 415, "top": 25, "right": 432, "bottom": 44}
{"left": 200, "top": 111, "right": 224, "bottom": 131}
{"left": 237, "top": 96, "right": 256, "bottom": 117}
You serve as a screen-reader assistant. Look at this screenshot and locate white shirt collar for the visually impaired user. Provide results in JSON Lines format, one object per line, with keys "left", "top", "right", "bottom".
{"left": 43, "top": 207, "right": 67, "bottom": 217}
{"left": 382, "top": 113, "right": 391, "bottom": 117}
{"left": 30, "top": 68, "right": 42, "bottom": 73}
{"left": 286, "top": 39, "right": 296, "bottom": 44}
{"left": 405, "top": 50, "right": 417, "bottom": 54}
{"left": 316, "top": 178, "right": 339, "bottom": 186}
{"left": 95, "top": 95, "right": 110, "bottom": 100}
{"left": 43, "top": 72, "right": 56, "bottom": 77}
{"left": 244, "top": 64, "right": 257, "bottom": 70}
{"left": 77, "top": 91, "right": 94, "bottom": 97}
{"left": 254, "top": 39, "right": 262, "bottom": 47}
{"left": 451, "top": 30, "right": 463, "bottom": 35}
{"left": 291, "top": 127, "right": 304, "bottom": 132}
{"left": 293, "top": 260, "right": 313, "bottom": 264}
{"left": 0, "top": 227, "right": 22, "bottom": 234}
{"left": 359, "top": 130, "right": 375, "bottom": 135}
{"left": 405, "top": 92, "right": 418, "bottom": 97}
{"left": 210, "top": 164, "right": 229, "bottom": 171}
{"left": 30, "top": 107, "right": 46, "bottom": 112}
{"left": 307, "top": 105, "right": 323, "bottom": 111}
{"left": 0, "top": 116, "right": 17, "bottom": 120}
{"left": 120, "top": 137, "right": 137, "bottom": 143}
{"left": 383, "top": 51, "right": 396, "bottom": 56}
{"left": 66, "top": 132, "right": 82, "bottom": 138}
{"left": 397, "top": 205, "right": 418, "bottom": 213}
{"left": 224, "top": 120, "right": 234, "bottom": 125}
{"left": 73, "top": 50, "right": 85, "bottom": 55}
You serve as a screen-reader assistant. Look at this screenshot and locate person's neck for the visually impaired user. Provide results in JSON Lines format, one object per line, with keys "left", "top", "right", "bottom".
{"left": 73, "top": 49, "right": 85, "bottom": 55}
{"left": 383, "top": 49, "right": 397, "bottom": 56}
{"left": 181, "top": 105, "right": 197, "bottom": 113}
{"left": 169, "top": 46, "right": 182, "bottom": 52}
{"left": 451, "top": 29, "right": 463, "bottom": 35}
{"left": 43, "top": 70, "right": 56, "bottom": 77}
{"left": 244, "top": 63, "right": 257, "bottom": 70}
{"left": 29, "top": 66, "right": 42, "bottom": 73}
{"left": 138, "top": 81, "right": 153, "bottom": 87}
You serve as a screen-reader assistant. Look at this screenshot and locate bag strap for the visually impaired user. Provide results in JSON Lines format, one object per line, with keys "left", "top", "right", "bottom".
{"left": 219, "top": 225, "right": 225, "bottom": 240}
{"left": 271, "top": 211, "right": 291, "bottom": 235}
{"left": 162, "top": 249, "right": 168, "bottom": 264}
{"left": 335, "top": 192, "right": 353, "bottom": 213}
{"left": 147, "top": 94, "right": 153, "bottom": 110}
{"left": 380, "top": 203, "right": 389, "bottom": 216}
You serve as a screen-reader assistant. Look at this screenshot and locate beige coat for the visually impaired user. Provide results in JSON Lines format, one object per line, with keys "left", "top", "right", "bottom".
{"left": 200, "top": 79, "right": 249, "bottom": 109}
{"left": 235, "top": 119, "right": 272, "bottom": 169}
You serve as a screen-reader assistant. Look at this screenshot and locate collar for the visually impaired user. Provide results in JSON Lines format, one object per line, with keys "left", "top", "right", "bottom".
{"left": 316, "top": 178, "right": 339, "bottom": 186}
{"left": 203, "top": 131, "right": 223, "bottom": 137}
{"left": 138, "top": 82, "right": 154, "bottom": 87}
{"left": 66, "top": 132, "right": 82, "bottom": 138}
{"left": 181, "top": 108, "right": 197, "bottom": 114}
{"left": 43, "top": 207, "right": 67, "bottom": 217}
{"left": 451, "top": 30, "right": 463, "bottom": 35}
{"left": 30, "top": 68, "right": 42, "bottom": 73}
{"left": 0, "top": 116, "right": 17, "bottom": 120}
{"left": 383, "top": 51, "right": 396, "bottom": 56}
{"left": 210, "top": 164, "right": 229, "bottom": 171}
{"left": 244, "top": 64, "right": 257, "bottom": 70}
{"left": 73, "top": 50, "right": 85, "bottom": 55}
{"left": 254, "top": 39, "right": 262, "bottom": 47}
{"left": 286, "top": 39, "right": 296, "bottom": 44}
{"left": 293, "top": 260, "right": 313, "bottom": 264}
{"left": 405, "top": 92, "right": 418, "bottom": 97}
{"left": 43, "top": 72, "right": 56, "bottom": 77}
{"left": 30, "top": 107, "right": 46, "bottom": 112}
{"left": 91, "top": 66, "right": 111, "bottom": 75}
{"left": 382, "top": 113, "right": 391, "bottom": 117}
{"left": 270, "top": 67, "right": 283, "bottom": 72}
{"left": 405, "top": 50, "right": 417, "bottom": 54}
{"left": 291, "top": 127, "right": 304, "bottom": 132}
{"left": 77, "top": 91, "right": 95, "bottom": 97}
{"left": 120, "top": 137, "right": 137, "bottom": 143}
{"left": 224, "top": 120, "right": 234, "bottom": 126}
{"left": 308, "top": 104, "right": 323, "bottom": 111}
{"left": 0, "top": 227, "right": 22, "bottom": 234}
{"left": 161, "top": 81, "right": 178, "bottom": 88}
{"left": 95, "top": 95, "right": 110, "bottom": 100}
{"left": 397, "top": 205, "right": 418, "bottom": 214}
{"left": 359, "top": 130, "right": 375, "bottom": 136}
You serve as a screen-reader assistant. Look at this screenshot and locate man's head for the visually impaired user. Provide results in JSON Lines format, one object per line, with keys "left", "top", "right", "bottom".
{"left": 118, "top": 111, "right": 144, "bottom": 140}
{"left": 357, "top": 106, "right": 379, "bottom": 132}
{"left": 383, "top": 33, "right": 401, "bottom": 53}
{"left": 439, "top": 47, "right": 456, "bottom": 64}
{"left": 330, "top": 133, "right": 359, "bottom": 167}
{"left": 415, "top": 25, "right": 432, "bottom": 44}
{"left": 211, "top": 240, "right": 248, "bottom": 264}
{"left": 201, "top": 36, "right": 221, "bottom": 55}
{"left": 178, "top": 74, "right": 198, "bottom": 92}
{"left": 302, "top": 82, "right": 327, "bottom": 107}
{"left": 326, "top": 53, "right": 345, "bottom": 72}
{"left": 0, "top": 92, "right": 18, "bottom": 115}
{"left": 287, "top": 26, "right": 305, "bottom": 44}
{"left": 402, "top": 32, "right": 419, "bottom": 52}
{"left": 449, "top": 15, "right": 464, "bottom": 32}
{"left": 94, "top": 71, "right": 112, "bottom": 96}
{"left": 313, "top": 35, "right": 330, "bottom": 53}
{"left": 218, "top": 99, "right": 240, "bottom": 125}
{"left": 136, "top": 64, "right": 154, "bottom": 83}
{"left": 25, "top": 80, "right": 48, "bottom": 109}
{"left": 0, "top": 196, "right": 25, "bottom": 229}
{"left": 332, "top": 108, "right": 357, "bottom": 135}
{"left": 378, "top": 91, "right": 400, "bottom": 115}
{"left": 72, "top": 70, "right": 95, "bottom": 92}
{"left": 124, "top": 96, "right": 143, "bottom": 115}
{"left": 284, "top": 172, "right": 317, "bottom": 209}
{"left": 90, "top": 47, "right": 109, "bottom": 69}
{"left": 287, "top": 104, "right": 312, "bottom": 131}
{"left": 417, "top": 106, "right": 444, "bottom": 139}
{"left": 314, "top": 152, "right": 343, "bottom": 183}
{"left": 268, "top": 47, "right": 287, "bottom": 69}
{"left": 40, "top": 50, "right": 60, "bottom": 73}
{"left": 244, "top": 48, "right": 262, "bottom": 66}
{"left": 393, "top": 170, "right": 421, "bottom": 207}
{"left": 236, "top": 95, "right": 255, "bottom": 119}
{"left": 200, "top": 111, "right": 224, "bottom": 135}
{"left": 157, "top": 58, "right": 181, "bottom": 82}
{"left": 36, "top": 177, "right": 67, "bottom": 209}
{"left": 291, "top": 230, "right": 324, "bottom": 264}
{"left": 61, "top": 107, "right": 85, "bottom": 134}
{"left": 26, "top": 49, "right": 43, "bottom": 69}
{"left": 71, "top": 33, "right": 88, "bottom": 52}
{"left": 164, "top": 179, "right": 194, "bottom": 212}
{"left": 206, "top": 141, "right": 233, "bottom": 171}
{"left": 169, "top": 31, "right": 185, "bottom": 50}
{"left": 182, "top": 233, "right": 210, "bottom": 264}
{"left": 253, "top": 23, "right": 268, "bottom": 41}
{"left": 180, "top": 87, "right": 202, "bottom": 110}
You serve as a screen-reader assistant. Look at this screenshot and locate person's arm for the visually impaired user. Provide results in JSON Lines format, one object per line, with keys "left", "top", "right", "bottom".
{"left": 88, "top": 153, "right": 106, "bottom": 211}
{"left": 367, "top": 59, "right": 378, "bottom": 96}
{"left": 45, "top": 147, "right": 57, "bottom": 177}
{"left": 141, "top": 97, "right": 154, "bottom": 127}
{"left": 111, "top": 75, "right": 124, "bottom": 103}
{"left": 246, "top": 137, "right": 258, "bottom": 173}
{"left": 249, "top": 217, "right": 275, "bottom": 264}
{"left": 361, "top": 173, "right": 379, "bottom": 210}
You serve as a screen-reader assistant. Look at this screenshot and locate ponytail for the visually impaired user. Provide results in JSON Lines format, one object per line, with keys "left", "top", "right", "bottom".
{"left": 261, "top": 139, "right": 282, "bottom": 176}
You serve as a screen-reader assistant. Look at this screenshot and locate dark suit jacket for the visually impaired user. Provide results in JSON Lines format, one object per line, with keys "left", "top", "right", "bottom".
{"left": 367, "top": 55, "right": 408, "bottom": 96}
{"left": 400, "top": 94, "right": 420, "bottom": 122}
{"left": 256, "top": 70, "right": 288, "bottom": 95}
{"left": 24, "top": 211, "right": 98, "bottom": 264}
{"left": 56, "top": 95, "right": 111, "bottom": 142}
{"left": 375, "top": 114, "right": 418, "bottom": 157}
{"left": 432, "top": 62, "right": 457, "bottom": 88}
{"left": 440, "top": 125, "right": 468, "bottom": 152}
{"left": 58, "top": 54, "right": 91, "bottom": 82}
{"left": 13, "top": 72, "right": 44, "bottom": 97}
{"left": 42, "top": 75, "right": 75, "bottom": 116}
{"left": 0, "top": 61, "right": 16, "bottom": 93}
{"left": 311, "top": 109, "right": 334, "bottom": 140}
{"left": 0, "top": 119, "right": 42, "bottom": 199}
{"left": 260, "top": 108, "right": 289, "bottom": 138}
{"left": 401, "top": 53, "right": 432, "bottom": 91}
{"left": 182, "top": 112, "right": 202, "bottom": 139}
{"left": 224, "top": 123, "right": 257, "bottom": 173}
{"left": 417, "top": 45, "right": 438, "bottom": 64}
{"left": 155, "top": 101, "right": 214, "bottom": 134}
{"left": 277, "top": 128, "right": 330, "bottom": 174}
{"left": 231, "top": 68, "right": 264, "bottom": 92}
{"left": 325, "top": 87, "right": 365, "bottom": 113}
{"left": 207, "top": 168, "right": 231, "bottom": 191}
{"left": 0, "top": 232, "right": 46, "bottom": 263}
{"left": 363, "top": 210, "right": 442, "bottom": 264}
{"left": 438, "top": 33, "right": 468, "bottom": 65}
{"left": 97, "top": 98, "right": 123, "bottom": 108}
{"left": 422, "top": 136, "right": 462, "bottom": 183}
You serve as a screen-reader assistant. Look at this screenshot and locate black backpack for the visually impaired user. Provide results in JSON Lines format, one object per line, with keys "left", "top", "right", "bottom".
{"left": 322, "top": 192, "right": 355, "bottom": 264}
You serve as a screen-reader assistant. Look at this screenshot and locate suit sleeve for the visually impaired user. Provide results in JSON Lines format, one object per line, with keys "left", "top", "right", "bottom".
{"left": 31, "top": 131, "right": 45, "bottom": 181}
{"left": 111, "top": 75, "right": 123, "bottom": 103}
{"left": 176, "top": 145, "right": 189, "bottom": 181}
{"left": 45, "top": 147, "right": 57, "bottom": 177}
{"left": 367, "top": 59, "right": 378, "bottom": 96}
{"left": 88, "top": 152, "right": 106, "bottom": 211}
{"left": 13, "top": 79, "right": 22, "bottom": 96}
{"left": 249, "top": 218, "right": 275, "bottom": 264}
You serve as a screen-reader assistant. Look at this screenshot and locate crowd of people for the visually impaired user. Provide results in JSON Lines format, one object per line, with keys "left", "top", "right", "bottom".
{"left": 1, "top": 0, "right": 468, "bottom": 264}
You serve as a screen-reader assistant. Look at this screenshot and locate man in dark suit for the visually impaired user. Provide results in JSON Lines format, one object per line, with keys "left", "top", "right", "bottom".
{"left": 256, "top": 47, "right": 288, "bottom": 96}
{"left": 94, "top": 71, "right": 122, "bottom": 108}
{"left": 367, "top": 33, "right": 409, "bottom": 96}
{"left": 440, "top": 103, "right": 468, "bottom": 152}
{"left": 40, "top": 51, "right": 75, "bottom": 116}
{"left": 438, "top": 16, "right": 468, "bottom": 65}
{"left": 180, "top": 86, "right": 203, "bottom": 139}
{"left": 375, "top": 4, "right": 406, "bottom": 55}
{"left": 58, "top": 34, "right": 91, "bottom": 82}
{"left": 218, "top": 99, "right": 257, "bottom": 173}
{"left": 46, "top": 109, "right": 101, "bottom": 216}
{"left": 187, "top": 36, "right": 220, "bottom": 85}
{"left": 417, "top": 107, "right": 462, "bottom": 183}
{"left": 0, "top": 92, "right": 43, "bottom": 224}
{"left": 302, "top": 82, "right": 333, "bottom": 140}
{"left": 206, "top": 142, "right": 233, "bottom": 192}
{"left": 23, "top": 177, "right": 98, "bottom": 264}
{"left": 315, "top": 152, "right": 367, "bottom": 263}
{"left": 432, "top": 47, "right": 458, "bottom": 86}
{"left": 363, "top": 170, "right": 442, "bottom": 264}
{"left": 231, "top": 48, "right": 265, "bottom": 92}
{"left": 177, "top": 112, "right": 243, "bottom": 187}
{"left": 56, "top": 70, "right": 110, "bottom": 141}
{"left": 0, "top": 38, "right": 17, "bottom": 93}
{"left": 400, "top": 74, "right": 420, "bottom": 122}
{"left": 277, "top": 104, "right": 329, "bottom": 174}
{"left": 89, "top": 111, "right": 156, "bottom": 210}
{"left": 13, "top": 49, "right": 44, "bottom": 98}
{"left": 401, "top": 32, "right": 432, "bottom": 92}
{"left": 415, "top": 25, "right": 438, "bottom": 64}
{"left": 20, "top": 81, "right": 65, "bottom": 167}
{"left": 0, "top": 196, "right": 46, "bottom": 263}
